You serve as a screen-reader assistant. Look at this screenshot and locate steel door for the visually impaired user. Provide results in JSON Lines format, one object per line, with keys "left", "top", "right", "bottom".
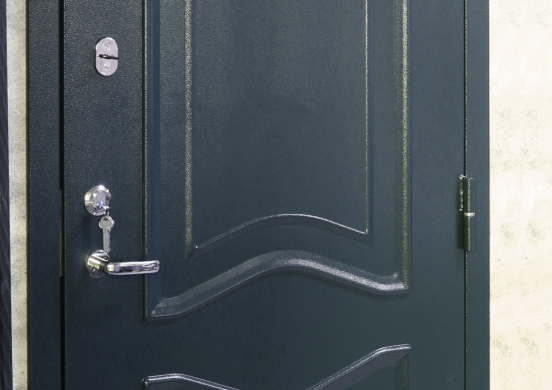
{"left": 62, "top": 0, "right": 466, "bottom": 388}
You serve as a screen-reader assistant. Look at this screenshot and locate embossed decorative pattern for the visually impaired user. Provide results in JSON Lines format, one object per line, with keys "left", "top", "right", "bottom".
{"left": 144, "top": 344, "right": 411, "bottom": 390}
{"left": 144, "top": 0, "right": 410, "bottom": 319}
{"left": 152, "top": 251, "right": 408, "bottom": 319}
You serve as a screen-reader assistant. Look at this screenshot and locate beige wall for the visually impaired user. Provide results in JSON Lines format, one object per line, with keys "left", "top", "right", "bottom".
{"left": 7, "top": 0, "right": 27, "bottom": 389}
{"left": 490, "top": 0, "right": 552, "bottom": 388}
{"left": 6, "top": 1, "right": 551, "bottom": 389}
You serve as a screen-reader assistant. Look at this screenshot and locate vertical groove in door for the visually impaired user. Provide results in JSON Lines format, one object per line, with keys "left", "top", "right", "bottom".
{"left": 184, "top": 0, "right": 193, "bottom": 259}
{"left": 59, "top": 0, "right": 66, "bottom": 387}
{"left": 145, "top": 0, "right": 162, "bottom": 259}
{"left": 59, "top": 191, "right": 65, "bottom": 389}
{"left": 143, "top": 0, "right": 162, "bottom": 313}
{"left": 364, "top": 0, "right": 369, "bottom": 236}
{"left": 393, "top": 0, "right": 410, "bottom": 288}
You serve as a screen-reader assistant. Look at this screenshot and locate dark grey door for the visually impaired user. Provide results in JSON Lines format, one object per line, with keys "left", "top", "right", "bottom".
{"left": 63, "top": 0, "right": 465, "bottom": 388}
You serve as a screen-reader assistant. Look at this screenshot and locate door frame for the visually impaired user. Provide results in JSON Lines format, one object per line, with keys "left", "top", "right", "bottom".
{"left": 26, "top": 0, "right": 489, "bottom": 388}
{"left": 27, "top": 1, "right": 63, "bottom": 388}
{"left": 1, "top": 0, "right": 12, "bottom": 387}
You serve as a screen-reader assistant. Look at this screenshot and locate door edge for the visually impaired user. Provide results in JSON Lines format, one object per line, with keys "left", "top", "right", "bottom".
{"left": 464, "top": 0, "right": 490, "bottom": 388}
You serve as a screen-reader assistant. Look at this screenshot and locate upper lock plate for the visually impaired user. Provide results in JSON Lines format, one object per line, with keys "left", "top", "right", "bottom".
{"left": 96, "top": 37, "right": 118, "bottom": 76}
{"left": 84, "top": 185, "right": 111, "bottom": 216}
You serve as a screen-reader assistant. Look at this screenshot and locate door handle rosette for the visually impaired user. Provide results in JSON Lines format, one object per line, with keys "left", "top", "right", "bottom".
{"left": 84, "top": 185, "right": 160, "bottom": 278}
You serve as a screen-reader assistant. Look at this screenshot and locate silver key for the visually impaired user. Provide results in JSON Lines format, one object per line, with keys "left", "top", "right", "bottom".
{"left": 99, "top": 215, "right": 115, "bottom": 254}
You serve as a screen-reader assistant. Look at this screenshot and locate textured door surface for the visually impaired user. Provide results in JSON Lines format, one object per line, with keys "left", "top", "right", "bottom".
{"left": 63, "top": 1, "right": 465, "bottom": 389}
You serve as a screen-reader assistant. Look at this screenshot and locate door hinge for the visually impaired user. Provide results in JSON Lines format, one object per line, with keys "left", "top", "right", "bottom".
{"left": 459, "top": 175, "right": 475, "bottom": 252}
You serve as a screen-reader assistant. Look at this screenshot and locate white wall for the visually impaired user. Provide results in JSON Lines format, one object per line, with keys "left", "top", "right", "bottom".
{"left": 490, "top": 0, "right": 552, "bottom": 388}
{"left": 7, "top": 0, "right": 552, "bottom": 388}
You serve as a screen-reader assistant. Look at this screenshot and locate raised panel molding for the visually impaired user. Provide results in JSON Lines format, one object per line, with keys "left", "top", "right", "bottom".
{"left": 151, "top": 251, "right": 408, "bottom": 319}
{"left": 143, "top": 344, "right": 411, "bottom": 390}
{"left": 144, "top": 0, "right": 410, "bottom": 319}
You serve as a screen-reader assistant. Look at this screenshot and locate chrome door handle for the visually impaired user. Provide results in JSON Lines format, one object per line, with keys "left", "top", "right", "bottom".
{"left": 87, "top": 250, "right": 160, "bottom": 278}
{"left": 83, "top": 185, "right": 160, "bottom": 278}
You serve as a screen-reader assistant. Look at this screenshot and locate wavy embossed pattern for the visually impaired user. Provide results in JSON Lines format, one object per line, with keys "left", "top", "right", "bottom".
{"left": 188, "top": 214, "right": 369, "bottom": 261}
{"left": 143, "top": 344, "right": 411, "bottom": 389}
{"left": 143, "top": 374, "right": 238, "bottom": 390}
{"left": 151, "top": 251, "right": 407, "bottom": 319}
{"left": 306, "top": 344, "right": 410, "bottom": 390}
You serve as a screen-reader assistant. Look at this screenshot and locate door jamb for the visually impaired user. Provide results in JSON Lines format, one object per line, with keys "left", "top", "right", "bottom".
{"left": 27, "top": 0, "right": 62, "bottom": 388}
{"left": 1, "top": 0, "right": 13, "bottom": 386}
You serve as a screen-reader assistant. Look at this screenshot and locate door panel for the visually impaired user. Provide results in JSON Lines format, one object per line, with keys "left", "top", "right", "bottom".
{"left": 63, "top": 0, "right": 465, "bottom": 388}
{"left": 146, "top": 0, "right": 410, "bottom": 319}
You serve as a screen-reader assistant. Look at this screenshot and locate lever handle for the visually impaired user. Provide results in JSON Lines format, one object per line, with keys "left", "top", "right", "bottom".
{"left": 86, "top": 250, "right": 160, "bottom": 278}
{"left": 83, "top": 185, "right": 160, "bottom": 278}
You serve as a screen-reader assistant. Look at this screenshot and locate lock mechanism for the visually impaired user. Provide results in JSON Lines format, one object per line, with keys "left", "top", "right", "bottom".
{"left": 95, "top": 37, "right": 119, "bottom": 76}
{"left": 83, "top": 185, "right": 160, "bottom": 278}
{"left": 84, "top": 185, "right": 111, "bottom": 216}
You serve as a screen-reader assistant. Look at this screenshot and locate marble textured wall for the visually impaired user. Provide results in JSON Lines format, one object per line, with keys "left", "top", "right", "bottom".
{"left": 490, "top": 0, "right": 552, "bottom": 388}
{"left": 7, "top": 0, "right": 26, "bottom": 388}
